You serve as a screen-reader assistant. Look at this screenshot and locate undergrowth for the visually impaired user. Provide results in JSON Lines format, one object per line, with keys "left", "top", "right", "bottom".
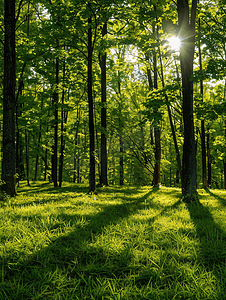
{"left": 1, "top": 181, "right": 226, "bottom": 299}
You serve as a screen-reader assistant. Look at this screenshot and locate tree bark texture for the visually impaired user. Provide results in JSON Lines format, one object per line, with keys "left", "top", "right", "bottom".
{"left": 198, "top": 18, "right": 207, "bottom": 189}
{"left": 207, "top": 127, "right": 211, "bottom": 187}
{"left": 2, "top": 0, "right": 17, "bottom": 196}
{"left": 153, "top": 48, "right": 161, "bottom": 186}
{"left": 178, "top": 0, "right": 198, "bottom": 200}
{"left": 88, "top": 16, "right": 96, "bottom": 193}
{"left": 52, "top": 58, "right": 59, "bottom": 187}
{"left": 100, "top": 22, "right": 108, "bottom": 186}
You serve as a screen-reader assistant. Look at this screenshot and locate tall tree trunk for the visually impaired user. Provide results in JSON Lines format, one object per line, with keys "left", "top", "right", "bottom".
{"left": 153, "top": 47, "right": 161, "bottom": 187}
{"left": 52, "top": 58, "right": 59, "bottom": 187}
{"left": 34, "top": 128, "right": 42, "bottom": 181}
{"left": 34, "top": 94, "right": 43, "bottom": 181}
{"left": 198, "top": 18, "right": 207, "bottom": 189}
{"left": 59, "top": 60, "right": 66, "bottom": 188}
{"left": 119, "top": 135, "right": 124, "bottom": 185}
{"left": 88, "top": 16, "right": 96, "bottom": 193}
{"left": 74, "top": 105, "right": 81, "bottom": 183}
{"left": 207, "top": 126, "right": 211, "bottom": 187}
{"left": 25, "top": 128, "right": 30, "bottom": 187}
{"left": 100, "top": 22, "right": 108, "bottom": 186}
{"left": 117, "top": 74, "right": 124, "bottom": 186}
{"left": 2, "top": 0, "right": 16, "bottom": 196}
{"left": 178, "top": 0, "right": 198, "bottom": 201}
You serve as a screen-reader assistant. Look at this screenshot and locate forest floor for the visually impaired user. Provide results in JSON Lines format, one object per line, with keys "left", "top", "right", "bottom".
{"left": 1, "top": 182, "right": 226, "bottom": 299}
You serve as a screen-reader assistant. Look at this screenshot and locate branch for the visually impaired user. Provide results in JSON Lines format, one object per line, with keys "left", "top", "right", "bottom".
{"left": 15, "top": 0, "right": 24, "bottom": 23}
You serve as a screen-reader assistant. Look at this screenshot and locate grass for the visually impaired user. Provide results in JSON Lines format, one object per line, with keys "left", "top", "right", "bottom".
{"left": 1, "top": 182, "right": 226, "bottom": 299}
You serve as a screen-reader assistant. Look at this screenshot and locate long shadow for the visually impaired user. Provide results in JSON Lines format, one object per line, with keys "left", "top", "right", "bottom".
{"left": 1, "top": 188, "right": 182, "bottom": 299}
{"left": 186, "top": 199, "right": 226, "bottom": 299}
{"left": 206, "top": 189, "right": 226, "bottom": 206}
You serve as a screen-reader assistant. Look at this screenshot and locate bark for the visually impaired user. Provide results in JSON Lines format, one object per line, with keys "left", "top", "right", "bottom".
{"left": 34, "top": 128, "right": 42, "bottom": 181}
{"left": 25, "top": 128, "right": 30, "bottom": 187}
{"left": 224, "top": 121, "right": 226, "bottom": 190}
{"left": 207, "top": 126, "right": 211, "bottom": 187}
{"left": 59, "top": 60, "right": 66, "bottom": 187}
{"left": 74, "top": 105, "right": 80, "bottom": 183}
{"left": 2, "top": 0, "right": 17, "bottom": 196}
{"left": 178, "top": 0, "right": 198, "bottom": 201}
{"left": 52, "top": 58, "right": 59, "bottom": 187}
{"left": 118, "top": 74, "right": 124, "bottom": 186}
{"left": 88, "top": 16, "right": 96, "bottom": 193}
{"left": 198, "top": 18, "right": 207, "bottom": 189}
{"left": 100, "top": 22, "right": 108, "bottom": 186}
{"left": 153, "top": 47, "right": 161, "bottom": 186}
{"left": 119, "top": 136, "right": 124, "bottom": 186}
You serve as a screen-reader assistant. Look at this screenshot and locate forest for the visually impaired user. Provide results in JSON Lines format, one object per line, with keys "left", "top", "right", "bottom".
{"left": 1, "top": 0, "right": 226, "bottom": 201}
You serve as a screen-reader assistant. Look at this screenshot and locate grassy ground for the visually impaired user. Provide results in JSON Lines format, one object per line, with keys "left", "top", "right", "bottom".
{"left": 1, "top": 182, "right": 226, "bottom": 299}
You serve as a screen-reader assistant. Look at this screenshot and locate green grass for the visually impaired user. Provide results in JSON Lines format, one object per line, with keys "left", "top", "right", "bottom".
{"left": 1, "top": 182, "right": 226, "bottom": 299}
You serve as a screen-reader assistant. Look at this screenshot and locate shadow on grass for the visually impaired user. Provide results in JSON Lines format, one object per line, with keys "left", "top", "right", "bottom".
{"left": 206, "top": 189, "right": 226, "bottom": 206}
{"left": 186, "top": 198, "right": 226, "bottom": 299}
{"left": 0, "top": 188, "right": 182, "bottom": 299}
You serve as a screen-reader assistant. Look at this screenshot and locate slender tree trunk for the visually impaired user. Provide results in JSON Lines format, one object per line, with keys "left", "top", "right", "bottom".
{"left": 119, "top": 135, "right": 124, "bottom": 185}
{"left": 25, "top": 128, "right": 30, "bottom": 187}
{"left": 178, "top": 0, "right": 198, "bottom": 201}
{"left": 198, "top": 18, "right": 207, "bottom": 189}
{"left": 100, "top": 22, "right": 108, "bottom": 186}
{"left": 52, "top": 58, "right": 59, "bottom": 187}
{"left": 34, "top": 128, "right": 42, "bottom": 181}
{"left": 2, "top": 0, "right": 17, "bottom": 196}
{"left": 224, "top": 121, "right": 226, "bottom": 190}
{"left": 88, "top": 16, "right": 96, "bottom": 193}
{"left": 153, "top": 47, "right": 161, "bottom": 187}
{"left": 206, "top": 126, "right": 211, "bottom": 187}
{"left": 59, "top": 60, "right": 66, "bottom": 187}
{"left": 117, "top": 75, "right": 124, "bottom": 186}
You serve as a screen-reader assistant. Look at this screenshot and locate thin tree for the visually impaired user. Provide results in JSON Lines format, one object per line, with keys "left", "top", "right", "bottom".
{"left": 100, "top": 21, "right": 108, "bottom": 186}
{"left": 88, "top": 15, "right": 96, "bottom": 193}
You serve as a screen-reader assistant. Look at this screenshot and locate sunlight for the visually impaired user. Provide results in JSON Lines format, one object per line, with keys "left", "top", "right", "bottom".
{"left": 168, "top": 36, "right": 181, "bottom": 51}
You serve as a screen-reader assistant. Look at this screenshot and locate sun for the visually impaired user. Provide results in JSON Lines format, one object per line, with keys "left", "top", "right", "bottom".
{"left": 168, "top": 36, "right": 181, "bottom": 51}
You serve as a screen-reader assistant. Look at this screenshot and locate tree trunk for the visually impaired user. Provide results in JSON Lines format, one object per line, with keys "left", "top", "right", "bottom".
{"left": 100, "top": 22, "right": 108, "bottom": 186}
{"left": 59, "top": 60, "right": 66, "bottom": 188}
{"left": 52, "top": 58, "right": 59, "bottom": 187}
{"left": 2, "top": 0, "right": 17, "bottom": 196}
{"left": 119, "top": 135, "right": 124, "bottom": 185}
{"left": 178, "top": 0, "right": 198, "bottom": 201}
{"left": 224, "top": 121, "right": 226, "bottom": 190}
{"left": 198, "top": 18, "right": 207, "bottom": 189}
{"left": 34, "top": 128, "right": 42, "bottom": 181}
{"left": 207, "top": 126, "right": 211, "bottom": 187}
{"left": 88, "top": 16, "right": 96, "bottom": 193}
{"left": 25, "top": 128, "right": 30, "bottom": 187}
{"left": 153, "top": 47, "right": 161, "bottom": 186}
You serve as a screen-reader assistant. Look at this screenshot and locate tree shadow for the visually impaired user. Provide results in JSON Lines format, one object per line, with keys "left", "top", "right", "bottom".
{"left": 1, "top": 188, "right": 182, "bottom": 299}
{"left": 186, "top": 198, "right": 226, "bottom": 298}
{"left": 206, "top": 189, "right": 226, "bottom": 207}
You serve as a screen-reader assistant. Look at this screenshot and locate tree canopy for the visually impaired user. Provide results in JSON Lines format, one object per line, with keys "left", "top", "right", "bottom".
{"left": 1, "top": 0, "right": 226, "bottom": 201}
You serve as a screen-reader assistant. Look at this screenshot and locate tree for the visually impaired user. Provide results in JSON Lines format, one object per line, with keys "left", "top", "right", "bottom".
{"left": 100, "top": 21, "right": 108, "bottom": 186}
{"left": 2, "top": 0, "right": 17, "bottom": 196}
{"left": 177, "top": 0, "right": 198, "bottom": 201}
{"left": 88, "top": 15, "right": 96, "bottom": 193}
